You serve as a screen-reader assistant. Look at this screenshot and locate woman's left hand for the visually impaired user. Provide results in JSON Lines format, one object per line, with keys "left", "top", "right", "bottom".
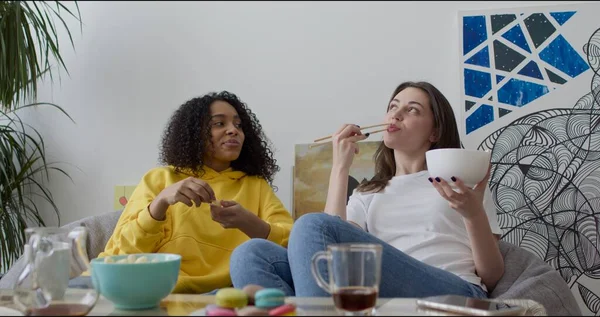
{"left": 210, "top": 200, "right": 271, "bottom": 239}
{"left": 210, "top": 200, "right": 255, "bottom": 229}
{"left": 430, "top": 165, "right": 491, "bottom": 220}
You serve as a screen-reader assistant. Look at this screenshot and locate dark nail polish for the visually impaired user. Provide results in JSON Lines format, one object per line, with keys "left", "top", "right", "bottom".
{"left": 365, "top": 133, "right": 370, "bottom": 137}
{"left": 451, "top": 176, "right": 456, "bottom": 182}
{"left": 428, "top": 177, "right": 433, "bottom": 183}
{"left": 435, "top": 177, "right": 441, "bottom": 182}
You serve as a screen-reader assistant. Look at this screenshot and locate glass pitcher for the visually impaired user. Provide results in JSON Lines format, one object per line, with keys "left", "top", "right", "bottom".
{"left": 12, "top": 226, "right": 99, "bottom": 316}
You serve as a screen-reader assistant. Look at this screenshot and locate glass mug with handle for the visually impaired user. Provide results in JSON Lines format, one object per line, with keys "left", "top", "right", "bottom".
{"left": 311, "top": 243, "right": 383, "bottom": 316}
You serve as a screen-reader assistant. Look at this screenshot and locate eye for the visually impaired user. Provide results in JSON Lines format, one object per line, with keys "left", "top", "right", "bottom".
{"left": 235, "top": 123, "right": 243, "bottom": 128}
{"left": 388, "top": 104, "right": 398, "bottom": 111}
{"left": 213, "top": 122, "right": 224, "bottom": 126}
{"left": 408, "top": 107, "right": 419, "bottom": 113}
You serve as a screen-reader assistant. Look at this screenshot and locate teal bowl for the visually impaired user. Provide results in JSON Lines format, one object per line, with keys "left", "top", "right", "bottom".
{"left": 91, "top": 253, "right": 181, "bottom": 310}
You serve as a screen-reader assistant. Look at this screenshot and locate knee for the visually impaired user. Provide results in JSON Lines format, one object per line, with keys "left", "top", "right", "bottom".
{"left": 293, "top": 212, "right": 338, "bottom": 233}
{"left": 230, "top": 239, "right": 286, "bottom": 280}
{"left": 290, "top": 213, "right": 339, "bottom": 245}
{"left": 231, "top": 239, "right": 273, "bottom": 265}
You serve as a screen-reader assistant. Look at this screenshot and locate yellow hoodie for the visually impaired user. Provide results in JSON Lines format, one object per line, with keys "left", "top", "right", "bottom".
{"left": 98, "top": 166, "right": 293, "bottom": 294}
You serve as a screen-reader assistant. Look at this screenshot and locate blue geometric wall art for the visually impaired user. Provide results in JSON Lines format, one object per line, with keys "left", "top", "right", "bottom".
{"left": 465, "top": 46, "right": 490, "bottom": 67}
{"left": 539, "top": 35, "right": 590, "bottom": 78}
{"left": 502, "top": 24, "right": 531, "bottom": 53}
{"left": 463, "top": 16, "right": 487, "bottom": 55}
{"left": 546, "top": 69, "right": 567, "bottom": 84}
{"left": 491, "top": 14, "right": 516, "bottom": 34}
{"left": 524, "top": 13, "right": 556, "bottom": 48}
{"left": 464, "top": 69, "right": 492, "bottom": 98}
{"left": 517, "top": 60, "right": 544, "bottom": 80}
{"left": 498, "top": 108, "right": 512, "bottom": 117}
{"left": 497, "top": 78, "right": 550, "bottom": 107}
{"left": 493, "top": 40, "right": 526, "bottom": 72}
{"left": 466, "top": 104, "right": 494, "bottom": 134}
{"left": 550, "top": 11, "right": 576, "bottom": 25}
{"left": 460, "top": 10, "right": 590, "bottom": 135}
{"left": 465, "top": 100, "right": 476, "bottom": 111}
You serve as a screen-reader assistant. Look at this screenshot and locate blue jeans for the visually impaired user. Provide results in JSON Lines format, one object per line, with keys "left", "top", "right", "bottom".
{"left": 230, "top": 213, "right": 488, "bottom": 298}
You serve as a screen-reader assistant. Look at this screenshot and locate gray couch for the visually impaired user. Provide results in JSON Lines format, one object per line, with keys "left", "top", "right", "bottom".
{"left": 0, "top": 211, "right": 581, "bottom": 315}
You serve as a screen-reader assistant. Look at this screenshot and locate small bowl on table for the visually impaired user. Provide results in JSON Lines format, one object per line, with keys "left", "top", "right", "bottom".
{"left": 90, "top": 253, "right": 181, "bottom": 310}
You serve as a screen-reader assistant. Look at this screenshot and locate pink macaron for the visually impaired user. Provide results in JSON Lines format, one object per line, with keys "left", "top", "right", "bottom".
{"left": 269, "top": 303, "right": 297, "bottom": 316}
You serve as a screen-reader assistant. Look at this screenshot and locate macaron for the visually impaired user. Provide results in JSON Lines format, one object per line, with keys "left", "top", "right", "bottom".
{"left": 269, "top": 303, "right": 297, "bottom": 316}
{"left": 242, "top": 284, "right": 264, "bottom": 305}
{"left": 205, "top": 304, "right": 237, "bottom": 316}
{"left": 237, "top": 306, "right": 270, "bottom": 316}
{"left": 215, "top": 288, "right": 248, "bottom": 309}
{"left": 254, "top": 288, "right": 285, "bottom": 309}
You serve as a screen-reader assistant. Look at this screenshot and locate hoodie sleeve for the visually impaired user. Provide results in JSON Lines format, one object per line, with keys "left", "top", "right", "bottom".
{"left": 258, "top": 179, "right": 294, "bottom": 248}
{"left": 99, "top": 168, "right": 173, "bottom": 256}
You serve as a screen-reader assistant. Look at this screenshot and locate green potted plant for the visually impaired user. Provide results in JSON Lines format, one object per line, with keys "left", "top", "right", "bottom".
{"left": 0, "top": 1, "right": 81, "bottom": 275}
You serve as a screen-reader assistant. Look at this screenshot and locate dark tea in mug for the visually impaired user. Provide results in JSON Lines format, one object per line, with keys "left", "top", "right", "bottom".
{"left": 332, "top": 287, "right": 378, "bottom": 312}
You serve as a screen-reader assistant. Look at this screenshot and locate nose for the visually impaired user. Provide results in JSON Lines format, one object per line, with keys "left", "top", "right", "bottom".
{"left": 388, "top": 108, "right": 403, "bottom": 122}
{"left": 226, "top": 123, "right": 239, "bottom": 135}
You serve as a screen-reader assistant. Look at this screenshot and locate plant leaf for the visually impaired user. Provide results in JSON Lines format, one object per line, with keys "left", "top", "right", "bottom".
{"left": 0, "top": 1, "right": 81, "bottom": 111}
{"left": 0, "top": 102, "right": 72, "bottom": 271}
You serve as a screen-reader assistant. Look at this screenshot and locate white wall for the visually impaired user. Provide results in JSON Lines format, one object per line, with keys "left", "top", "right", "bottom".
{"left": 23, "top": 0, "right": 589, "bottom": 226}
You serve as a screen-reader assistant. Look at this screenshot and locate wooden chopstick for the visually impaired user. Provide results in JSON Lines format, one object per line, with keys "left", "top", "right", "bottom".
{"left": 366, "top": 127, "right": 387, "bottom": 134}
{"left": 309, "top": 127, "right": 387, "bottom": 149}
{"left": 313, "top": 123, "right": 389, "bottom": 142}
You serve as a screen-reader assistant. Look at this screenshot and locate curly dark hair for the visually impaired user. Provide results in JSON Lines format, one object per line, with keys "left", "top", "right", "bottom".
{"left": 159, "top": 91, "right": 280, "bottom": 186}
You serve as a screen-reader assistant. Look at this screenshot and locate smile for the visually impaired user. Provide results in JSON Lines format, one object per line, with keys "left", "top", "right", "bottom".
{"left": 223, "top": 140, "right": 241, "bottom": 146}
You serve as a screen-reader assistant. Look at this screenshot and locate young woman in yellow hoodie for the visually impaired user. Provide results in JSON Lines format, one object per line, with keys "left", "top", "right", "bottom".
{"left": 97, "top": 91, "right": 293, "bottom": 294}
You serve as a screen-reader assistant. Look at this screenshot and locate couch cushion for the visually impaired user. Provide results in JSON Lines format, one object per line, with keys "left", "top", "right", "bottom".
{"left": 64, "top": 210, "right": 122, "bottom": 259}
{"left": 491, "top": 241, "right": 581, "bottom": 315}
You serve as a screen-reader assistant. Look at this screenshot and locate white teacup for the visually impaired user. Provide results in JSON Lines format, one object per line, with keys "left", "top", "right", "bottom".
{"left": 425, "top": 149, "right": 491, "bottom": 187}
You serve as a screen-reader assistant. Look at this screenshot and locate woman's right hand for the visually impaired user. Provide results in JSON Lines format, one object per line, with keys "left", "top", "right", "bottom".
{"left": 149, "top": 177, "right": 216, "bottom": 220}
{"left": 332, "top": 124, "right": 369, "bottom": 170}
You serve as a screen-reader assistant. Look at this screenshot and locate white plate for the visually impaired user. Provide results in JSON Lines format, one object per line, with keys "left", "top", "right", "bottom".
{"left": 0, "top": 307, "right": 23, "bottom": 316}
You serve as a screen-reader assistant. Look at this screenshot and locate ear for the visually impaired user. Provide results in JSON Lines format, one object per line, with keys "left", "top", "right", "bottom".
{"left": 429, "top": 129, "right": 439, "bottom": 143}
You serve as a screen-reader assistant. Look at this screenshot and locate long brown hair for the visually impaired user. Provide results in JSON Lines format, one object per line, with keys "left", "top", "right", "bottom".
{"left": 356, "top": 81, "right": 461, "bottom": 193}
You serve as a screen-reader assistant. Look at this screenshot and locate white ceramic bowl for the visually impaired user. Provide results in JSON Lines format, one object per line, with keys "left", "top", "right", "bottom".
{"left": 425, "top": 149, "right": 491, "bottom": 186}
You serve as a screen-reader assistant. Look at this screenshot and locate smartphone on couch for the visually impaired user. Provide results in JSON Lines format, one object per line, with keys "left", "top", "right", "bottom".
{"left": 416, "top": 295, "right": 526, "bottom": 316}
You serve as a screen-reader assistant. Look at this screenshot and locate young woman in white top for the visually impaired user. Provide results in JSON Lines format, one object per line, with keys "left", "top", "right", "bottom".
{"left": 229, "top": 81, "right": 504, "bottom": 298}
